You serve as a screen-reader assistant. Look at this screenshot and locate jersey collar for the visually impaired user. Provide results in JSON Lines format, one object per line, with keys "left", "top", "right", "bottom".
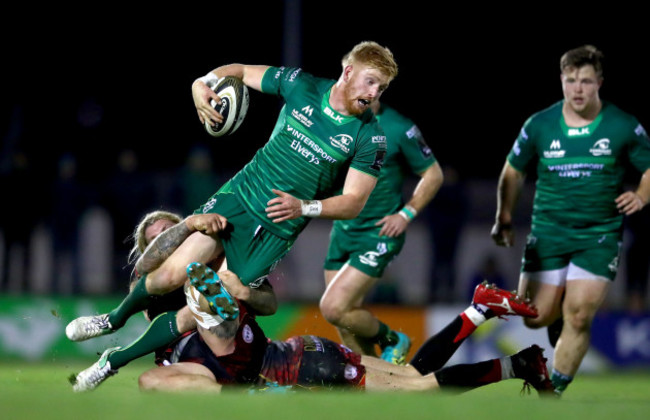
{"left": 322, "top": 89, "right": 357, "bottom": 126}
{"left": 560, "top": 109, "right": 604, "bottom": 138}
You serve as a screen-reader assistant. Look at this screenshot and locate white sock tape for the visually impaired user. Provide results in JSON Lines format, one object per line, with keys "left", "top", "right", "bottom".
{"left": 185, "top": 284, "right": 224, "bottom": 328}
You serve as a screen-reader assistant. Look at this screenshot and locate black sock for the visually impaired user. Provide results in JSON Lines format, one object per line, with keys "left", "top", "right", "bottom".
{"left": 410, "top": 315, "right": 465, "bottom": 374}
{"left": 435, "top": 359, "right": 502, "bottom": 391}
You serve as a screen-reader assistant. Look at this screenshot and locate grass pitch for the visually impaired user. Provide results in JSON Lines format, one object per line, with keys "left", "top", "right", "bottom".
{"left": 2, "top": 360, "right": 649, "bottom": 420}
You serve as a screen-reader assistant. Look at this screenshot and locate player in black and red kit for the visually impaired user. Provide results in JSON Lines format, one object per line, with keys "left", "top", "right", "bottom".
{"left": 141, "top": 266, "right": 366, "bottom": 391}
{"left": 162, "top": 302, "right": 365, "bottom": 389}
{"left": 138, "top": 263, "right": 554, "bottom": 395}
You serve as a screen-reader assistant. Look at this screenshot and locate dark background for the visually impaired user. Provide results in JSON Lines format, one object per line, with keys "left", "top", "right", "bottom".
{"left": 2, "top": 2, "right": 650, "bottom": 300}
{"left": 4, "top": 4, "right": 649, "bottom": 183}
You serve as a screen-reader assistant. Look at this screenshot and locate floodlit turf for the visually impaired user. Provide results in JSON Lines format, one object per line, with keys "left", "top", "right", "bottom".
{"left": 2, "top": 360, "right": 649, "bottom": 420}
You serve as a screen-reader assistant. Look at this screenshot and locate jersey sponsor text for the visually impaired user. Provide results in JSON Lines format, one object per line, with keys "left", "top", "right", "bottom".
{"left": 286, "top": 124, "right": 337, "bottom": 165}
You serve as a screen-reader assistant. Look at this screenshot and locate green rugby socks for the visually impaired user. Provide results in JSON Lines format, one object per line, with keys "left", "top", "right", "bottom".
{"left": 551, "top": 368, "right": 573, "bottom": 394}
{"left": 108, "top": 275, "right": 153, "bottom": 330}
{"left": 107, "top": 311, "right": 181, "bottom": 369}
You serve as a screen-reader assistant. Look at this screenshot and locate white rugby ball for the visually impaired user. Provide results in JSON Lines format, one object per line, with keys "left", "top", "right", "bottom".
{"left": 204, "top": 76, "right": 250, "bottom": 138}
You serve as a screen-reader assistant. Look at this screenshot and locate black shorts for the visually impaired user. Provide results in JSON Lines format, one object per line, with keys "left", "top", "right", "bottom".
{"left": 172, "top": 332, "right": 235, "bottom": 383}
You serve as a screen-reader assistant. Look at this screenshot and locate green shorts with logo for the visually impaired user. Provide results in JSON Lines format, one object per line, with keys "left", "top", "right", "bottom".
{"left": 194, "top": 182, "right": 294, "bottom": 287}
{"left": 521, "top": 231, "right": 622, "bottom": 281}
{"left": 323, "top": 224, "right": 405, "bottom": 278}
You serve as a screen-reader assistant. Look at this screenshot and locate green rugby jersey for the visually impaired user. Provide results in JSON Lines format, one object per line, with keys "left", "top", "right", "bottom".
{"left": 229, "top": 66, "right": 387, "bottom": 240}
{"left": 334, "top": 103, "right": 435, "bottom": 232}
{"left": 508, "top": 101, "right": 650, "bottom": 237}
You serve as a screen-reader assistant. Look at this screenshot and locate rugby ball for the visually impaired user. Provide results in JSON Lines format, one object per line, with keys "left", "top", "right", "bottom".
{"left": 204, "top": 76, "right": 250, "bottom": 138}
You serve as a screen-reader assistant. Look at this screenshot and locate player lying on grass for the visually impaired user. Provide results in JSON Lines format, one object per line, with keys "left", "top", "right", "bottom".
{"left": 72, "top": 264, "right": 553, "bottom": 395}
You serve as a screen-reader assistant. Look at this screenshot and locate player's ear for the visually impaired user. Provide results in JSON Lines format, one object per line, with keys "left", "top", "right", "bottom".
{"left": 342, "top": 65, "right": 354, "bottom": 82}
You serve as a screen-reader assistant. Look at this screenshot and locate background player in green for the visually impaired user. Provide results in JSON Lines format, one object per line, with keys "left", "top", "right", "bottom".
{"left": 66, "top": 42, "right": 398, "bottom": 347}
{"left": 490, "top": 45, "right": 650, "bottom": 396}
{"left": 320, "top": 97, "right": 443, "bottom": 364}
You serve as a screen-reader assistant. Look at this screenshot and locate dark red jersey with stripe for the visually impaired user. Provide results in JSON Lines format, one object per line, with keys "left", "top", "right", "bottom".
{"left": 175, "top": 306, "right": 365, "bottom": 389}
{"left": 175, "top": 304, "right": 269, "bottom": 384}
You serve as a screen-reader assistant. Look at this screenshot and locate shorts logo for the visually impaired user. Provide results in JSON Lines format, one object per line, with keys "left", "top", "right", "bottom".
{"left": 344, "top": 364, "right": 358, "bottom": 380}
{"left": 608, "top": 255, "right": 619, "bottom": 273}
{"left": 608, "top": 241, "right": 622, "bottom": 273}
{"left": 242, "top": 325, "right": 254, "bottom": 343}
{"left": 377, "top": 242, "right": 387, "bottom": 255}
{"left": 202, "top": 197, "right": 217, "bottom": 213}
{"left": 590, "top": 138, "right": 611, "bottom": 156}
{"left": 359, "top": 251, "right": 380, "bottom": 267}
